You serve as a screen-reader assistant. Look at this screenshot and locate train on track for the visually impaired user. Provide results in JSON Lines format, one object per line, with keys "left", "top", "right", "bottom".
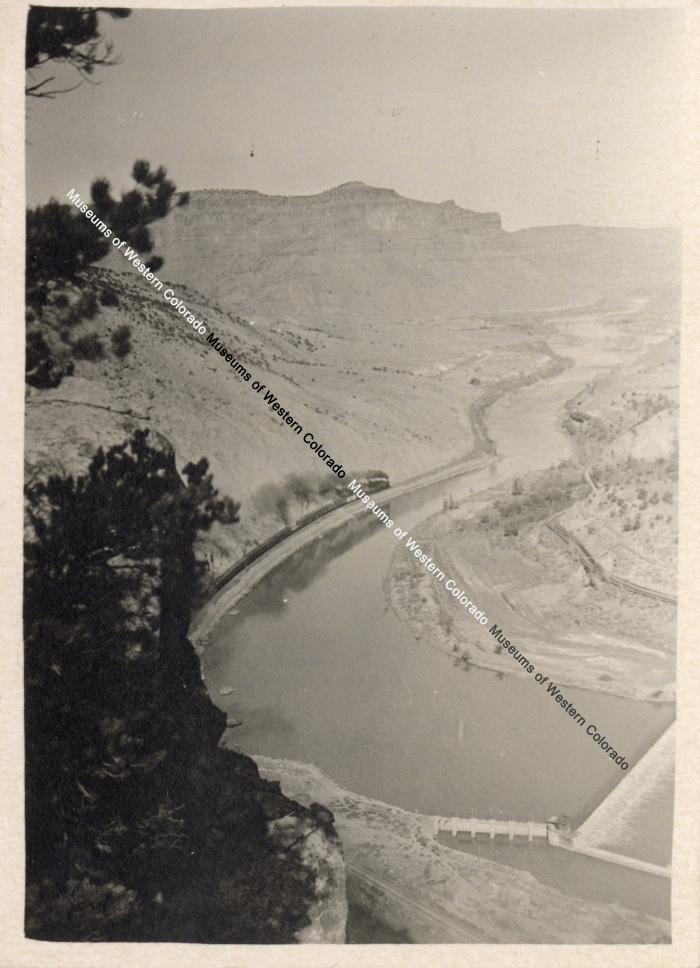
{"left": 209, "top": 471, "right": 390, "bottom": 594}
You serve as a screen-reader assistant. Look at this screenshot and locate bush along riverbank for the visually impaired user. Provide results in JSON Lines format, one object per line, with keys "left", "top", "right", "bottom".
{"left": 24, "top": 429, "right": 347, "bottom": 942}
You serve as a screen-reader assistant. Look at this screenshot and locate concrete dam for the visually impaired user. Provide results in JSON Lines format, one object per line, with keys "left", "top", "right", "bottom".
{"left": 433, "top": 814, "right": 671, "bottom": 880}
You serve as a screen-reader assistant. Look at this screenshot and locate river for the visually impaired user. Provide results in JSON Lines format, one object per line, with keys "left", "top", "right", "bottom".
{"left": 204, "top": 356, "right": 674, "bottom": 921}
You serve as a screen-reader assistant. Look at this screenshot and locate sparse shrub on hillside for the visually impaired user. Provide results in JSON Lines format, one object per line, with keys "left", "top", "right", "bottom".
{"left": 50, "top": 291, "right": 101, "bottom": 329}
{"left": 483, "top": 466, "right": 584, "bottom": 534}
{"left": 111, "top": 324, "right": 132, "bottom": 359}
{"left": 26, "top": 161, "right": 187, "bottom": 388}
{"left": 72, "top": 332, "right": 105, "bottom": 361}
{"left": 78, "top": 290, "right": 99, "bottom": 320}
{"left": 25, "top": 329, "right": 73, "bottom": 388}
{"left": 100, "top": 286, "right": 120, "bottom": 307}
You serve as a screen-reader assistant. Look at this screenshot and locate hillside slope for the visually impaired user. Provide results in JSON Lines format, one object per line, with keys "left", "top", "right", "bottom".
{"left": 140, "top": 183, "right": 679, "bottom": 326}
{"left": 26, "top": 265, "right": 557, "bottom": 569}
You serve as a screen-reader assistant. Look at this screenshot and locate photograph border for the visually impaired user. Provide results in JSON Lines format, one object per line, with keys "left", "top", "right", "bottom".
{"left": 2, "top": 1, "right": 698, "bottom": 964}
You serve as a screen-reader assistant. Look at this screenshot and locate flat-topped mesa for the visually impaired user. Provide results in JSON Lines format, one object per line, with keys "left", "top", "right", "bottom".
{"left": 144, "top": 180, "right": 678, "bottom": 323}
{"left": 320, "top": 180, "right": 399, "bottom": 199}
{"left": 182, "top": 182, "right": 502, "bottom": 230}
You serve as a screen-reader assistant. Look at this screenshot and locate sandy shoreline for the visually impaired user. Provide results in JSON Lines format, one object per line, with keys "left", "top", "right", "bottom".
{"left": 386, "top": 482, "right": 676, "bottom": 705}
{"left": 192, "top": 313, "right": 675, "bottom": 941}
{"left": 190, "top": 452, "right": 493, "bottom": 647}
{"left": 253, "top": 754, "right": 669, "bottom": 943}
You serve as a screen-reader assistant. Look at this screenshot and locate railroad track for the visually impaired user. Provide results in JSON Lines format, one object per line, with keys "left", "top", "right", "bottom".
{"left": 346, "top": 861, "right": 484, "bottom": 943}
{"left": 545, "top": 521, "right": 676, "bottom": 606}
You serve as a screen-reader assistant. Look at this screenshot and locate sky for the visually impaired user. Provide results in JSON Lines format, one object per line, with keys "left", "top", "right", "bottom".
{"left": 25, "top": 6, "right": 685, "bottom": 230}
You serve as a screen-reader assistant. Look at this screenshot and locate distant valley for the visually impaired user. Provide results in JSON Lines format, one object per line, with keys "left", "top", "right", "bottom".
{"left": 30, "top": 183, "right": 681, "bottom": 575}
{"left": 146, "top": 182, "right": 679, "bottom": 326}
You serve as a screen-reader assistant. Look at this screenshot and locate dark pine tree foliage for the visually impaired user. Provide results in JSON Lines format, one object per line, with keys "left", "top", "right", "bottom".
{"left": 26, "top": 6, "right": 132, "bottom": 98}
{"left": 24, "top": 11, "right": 333, "bottom": 943}
{"left": 24, "top": 432, "right": 319, "bottom": 941}
{"left": 25, "top": 161, "right": 189, "bottom": 388}
{"left": 26, "top": 9, "right": 189, "bottom": 387}
{"left": 24, "top": 430, "right": 238, "bottom": 874}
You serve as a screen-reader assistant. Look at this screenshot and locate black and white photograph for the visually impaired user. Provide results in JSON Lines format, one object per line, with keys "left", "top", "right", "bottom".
{"left": 10, "top": 0, "right": 696, "bottom": 954}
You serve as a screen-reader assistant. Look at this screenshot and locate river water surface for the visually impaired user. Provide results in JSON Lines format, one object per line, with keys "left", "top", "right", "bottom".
{"left": 205, "top": 359, "right": 673, "bottom": 919}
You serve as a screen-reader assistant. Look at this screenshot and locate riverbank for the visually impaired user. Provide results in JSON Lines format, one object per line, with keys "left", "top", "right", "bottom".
{"left": 191, "top": 453, "right": 492, "bottom": 647}
{"left": 255, "top": 755, "right": 670, "bottom": 944}
{"left": 191, "top": 334, "right": 572, "bottom": 597}
{"left": 193, "top": 297, "right": 676, "bottom": 942}
{"left": 386, "top": 479, "right": 676, "bottom": 703}
{"left": 386, "top": 322, "right": 678, "bottom": 704}
{"left": 192, "top": 333, "right": 574, "bottom": 641}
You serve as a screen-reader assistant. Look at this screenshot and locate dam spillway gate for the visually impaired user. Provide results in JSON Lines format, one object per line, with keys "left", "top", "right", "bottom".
{"left": 433, "top": 815, "right": 555, "bottom": 843}
{"left": 432, "top": 816, "right": 671, "bottom": 879}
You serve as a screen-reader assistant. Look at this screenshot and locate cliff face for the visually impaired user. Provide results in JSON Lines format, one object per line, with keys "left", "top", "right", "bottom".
{"left": 24, "top": 429, "right": 347, "bottom": 943}
{"left": 146, "top": 182, "right": 679, "bottom": 327}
